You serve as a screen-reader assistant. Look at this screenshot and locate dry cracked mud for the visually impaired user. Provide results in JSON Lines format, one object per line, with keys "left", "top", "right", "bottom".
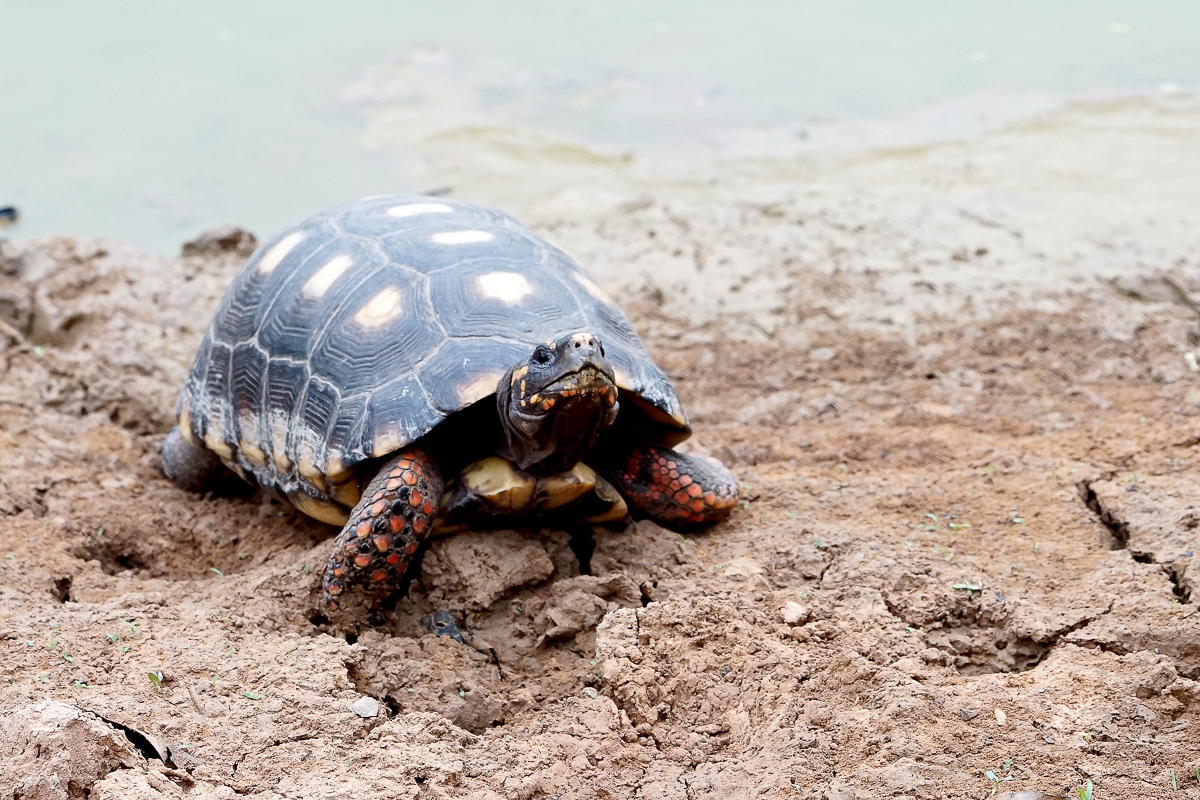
{"left": 2, "top": 170, "right": 1200, "bottom": 799}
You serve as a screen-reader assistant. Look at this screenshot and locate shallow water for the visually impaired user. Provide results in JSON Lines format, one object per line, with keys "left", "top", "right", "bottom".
{"left": 1, "top": 0, "right": 1198, "bottom": 253}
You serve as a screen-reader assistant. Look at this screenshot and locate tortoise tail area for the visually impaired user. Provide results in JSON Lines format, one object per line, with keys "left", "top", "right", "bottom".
{"left": 598, "top": 444, "right": 739, "bottom": 528}
{"left": 160, "top": 426, "right": 237, "bottom": 493}
{"left": 322, "top": 446, "right": 442, "bottom": 612}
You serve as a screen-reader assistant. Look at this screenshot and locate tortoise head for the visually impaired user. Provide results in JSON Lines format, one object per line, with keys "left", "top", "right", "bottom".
{"left": 496, "top": 332, "right": 620, "bottom": 473}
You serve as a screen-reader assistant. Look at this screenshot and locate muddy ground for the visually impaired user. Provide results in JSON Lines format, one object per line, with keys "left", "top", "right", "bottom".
{"left": 3, "top": 155, "right": 1200, "bottom": 798}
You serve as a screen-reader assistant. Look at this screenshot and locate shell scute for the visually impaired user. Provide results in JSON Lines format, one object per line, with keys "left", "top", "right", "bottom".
{"left": 429, "top": 258, "right": 586, "bottom": 339}
{"left": 217, "top": 215, "right": 339, "bottom": 343}
{"left": 378, "top": 225, "right": 540, "bottom": 275}
{"left": 256, "top": 236, "right": 382, "bottom": 362}
{"left": 359, "top": 374, "right": 444, "bottom": 458}
{"left": 417, "top": 336, "right": 529, "bottom": 413}
{"left": 308, "top": 266, "right": 442, "bottom": 395}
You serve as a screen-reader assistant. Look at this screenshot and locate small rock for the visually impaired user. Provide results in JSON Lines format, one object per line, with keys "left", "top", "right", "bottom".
{"left": 350, "top": 696, "right": 380, "bottom": 718}
{"left": 181, "top": 225, "right": 258, "bottom": 257}
{"left": 994, "top": 708, "right": 1007, "bottom": 726}
{"left": 780, "top": 601, "right": 808, "bottom": 625}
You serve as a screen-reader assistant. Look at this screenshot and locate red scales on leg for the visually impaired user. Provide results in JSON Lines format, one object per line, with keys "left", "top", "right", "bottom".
{"left": 322, "top": 446, "right": 443, "bottom": 611}
{"left": 604, "top": 445, "right": 739, "bottom": 527}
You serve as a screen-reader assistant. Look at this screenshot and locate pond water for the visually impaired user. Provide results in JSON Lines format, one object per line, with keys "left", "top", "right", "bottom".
{"left": 1, "top": 0, "right": 1197, "bottom": 253}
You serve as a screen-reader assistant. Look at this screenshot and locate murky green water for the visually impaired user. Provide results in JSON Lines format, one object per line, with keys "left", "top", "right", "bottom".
{"left": 1, "top": 1, "right": 1198, "bottom": 253}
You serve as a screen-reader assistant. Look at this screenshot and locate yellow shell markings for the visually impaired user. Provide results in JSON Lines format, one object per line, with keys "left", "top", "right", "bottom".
{"left": 476, "top": 271, "right": 533, "bottom": 305}
{"left": 203, "top": 426, "right": 233, "bottom": 461}
{"left": 329, "top": 477, "right": 362, "bottom": 510}
{"left": 178, "top": 398, "right": 197, "bottom": 446}
{"left": 430, "top": 230, "right": 495, "bottom": 245}
{"left": 288, "top": 491, "right": 350, "bottom": 527}
{"left": 460, "top": 457, "right": 535, "bottom": 512}
{"left": 301, "top": 254, "right": 354, "bottom": 299}
{"left": 324, "top": 453, "right": 353, "bottom": 485}
{"left": 457, "top": 370, "right": 506, "bottom": 406}
{"left": 297, "top": 452, "right": 329, "bottom": 494}
{"left": 537, "top": 463, "right": 598, "bottom": 510}
{"left": 580, "top": 475, "right": 628, "bottom": 523}
{"left": 239, "top": 438, "right": 267, "bottom": 467}
{"left": 611, "top": 364, "right": 634, "bottom": 390}
{"left": 269, "top": 413, "right": 292, "bottom": 473}
{"left": 353, "top": 286, "right": 404, "bottom": 328}
{"left": 256, "top": 231, "right": 305, "bottom": 275}
{"left": 386, "top": 202, "right": 454, "bottom": 218}
{"left": 326, "top": 453, "right": 361, "bottom": 508}
{"left": 372, "top": 426, "right": 403, "bottom": 458}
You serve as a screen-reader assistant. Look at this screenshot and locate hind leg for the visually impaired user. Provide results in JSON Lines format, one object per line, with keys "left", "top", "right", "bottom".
{"left": 160, "top": 426, "right": 235, "bottom": 493}
{"left": 598, "top": 444, "right": 739, "bottom": 528}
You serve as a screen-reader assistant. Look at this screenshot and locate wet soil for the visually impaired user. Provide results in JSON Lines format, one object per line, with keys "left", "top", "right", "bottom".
{"left": 2, "top": 187, "right": 1200, "bottom": 799}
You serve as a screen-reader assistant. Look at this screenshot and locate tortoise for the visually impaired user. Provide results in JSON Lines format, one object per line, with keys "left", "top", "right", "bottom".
{"left": 161, "top": 196, "right": 739, "bottom": 613}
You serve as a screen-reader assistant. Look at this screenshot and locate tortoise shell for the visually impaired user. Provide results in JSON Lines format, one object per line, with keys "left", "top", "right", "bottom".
{"left": 177, "top": 196, "right": 689, "bottom": 524}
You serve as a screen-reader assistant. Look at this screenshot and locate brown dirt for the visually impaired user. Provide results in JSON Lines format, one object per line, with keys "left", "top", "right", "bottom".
{"left": 2, "top": 195, "right": 1199, "bottom": 799}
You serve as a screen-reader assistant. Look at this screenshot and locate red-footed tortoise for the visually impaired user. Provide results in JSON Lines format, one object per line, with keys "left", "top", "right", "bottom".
{"left": 162, "top": 196, "right": 739, "bottom": 614}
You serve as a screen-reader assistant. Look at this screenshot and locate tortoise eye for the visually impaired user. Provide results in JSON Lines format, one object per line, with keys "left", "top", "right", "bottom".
{"left": 532, "top": 345, "right": 552, "bottom": 365}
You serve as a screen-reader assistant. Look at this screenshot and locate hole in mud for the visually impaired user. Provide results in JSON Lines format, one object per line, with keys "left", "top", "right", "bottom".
{"left": 1079, "top": 480, "right": 1129, "bottom": 550}
{"left": 76, "top": 538, "right": 150, "bottom": 576}
{"left": 307, "top": 613, "right": 329, "bottom": 627}
{"left": 926, "top": 627, "right": 1052, "bottom": 675}
{"left": 344, "top": 632, "right": 358, "bottom": 645}
{"left": 112, "top": 554, "right": 140, "bottom": 572}
{"left": 568, "top": 527, "right": 595, "bottom": 575}
{"left": 52, "top": 576, "right": 71, "bottom": 603}
{"left": 954, "top": 643, "right": 1050, "bottom": 675}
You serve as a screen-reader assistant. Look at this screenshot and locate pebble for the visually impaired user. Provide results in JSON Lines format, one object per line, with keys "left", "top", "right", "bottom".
{"left": 350, "top": 696, "right": 380, "bottom": 718}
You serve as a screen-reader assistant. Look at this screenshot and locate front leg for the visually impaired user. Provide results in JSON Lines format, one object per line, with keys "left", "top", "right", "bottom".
{"left": 599, "top": 444, "right": 739, "bottom": 528}
{"left": 322, "top": 446, "right": 443, "bottom": 612}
